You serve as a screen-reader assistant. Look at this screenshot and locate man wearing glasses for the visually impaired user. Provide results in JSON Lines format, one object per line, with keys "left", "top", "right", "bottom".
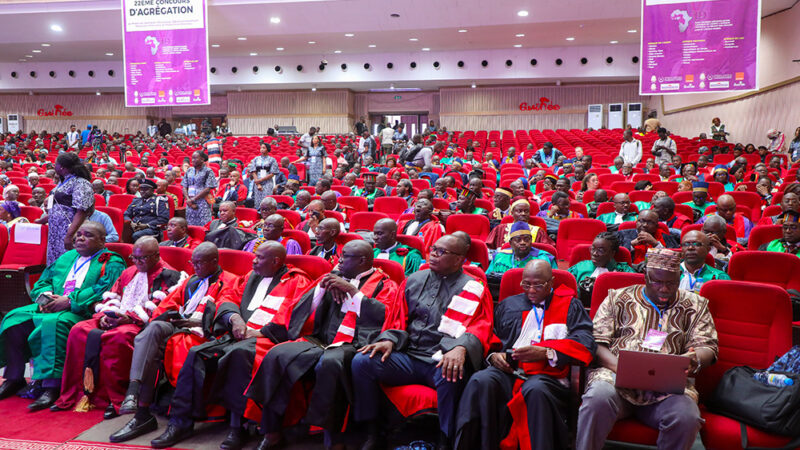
{"left": 353, "top": 234, "right": 494, "bottom": 450}
{"left": 160, "top": 217, "right": 199, "bottom": 249}
{"left": 597, "top": 193, "right": 638, "bottom": 228}
{"left": 759, "top": 210, "right": 800, "bottom": 257}
{"left": 678, "top": 231, "right": 729, "bottom": 294}
{"left": 52, "top": 236, "right": 181, "bottom": 417}
{"left": 455, "top": 259, "right": 595, "bottom": 450}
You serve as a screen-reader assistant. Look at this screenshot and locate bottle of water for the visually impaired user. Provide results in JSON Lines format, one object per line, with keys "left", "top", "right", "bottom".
{"left": 753, "top": 371, "right": 795, "bottom": 387}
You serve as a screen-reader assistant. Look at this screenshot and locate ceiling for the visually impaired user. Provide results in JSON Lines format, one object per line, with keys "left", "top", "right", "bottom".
{"left": 0, "top": 0, "right": 794, "bottom": 64}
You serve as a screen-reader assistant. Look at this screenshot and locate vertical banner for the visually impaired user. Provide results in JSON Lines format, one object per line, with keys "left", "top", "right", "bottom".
{"left": 639, "top": 0, "right": 761, "bottom": 95}
{"left": 121, "top": 0, "right": 210, "bottom": 106}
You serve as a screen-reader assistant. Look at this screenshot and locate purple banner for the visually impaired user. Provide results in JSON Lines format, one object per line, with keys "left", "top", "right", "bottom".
{"left": 122, "top": 0, "right": 209, "bottom": 107}
{"left": 640, "top": 0, "right": 760, "bottom": 95}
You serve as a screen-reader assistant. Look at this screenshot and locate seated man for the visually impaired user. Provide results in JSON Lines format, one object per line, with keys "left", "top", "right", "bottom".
{"left": 681, "top": 181, "right": 714, "bottom": 222}
{"left": 487, "top": 222, "right": 557, "bottom": 276}
{"left": 88, "top": 206, "right": 120, "bottom": 243}
{"left": 160, "top": 217, "right": 200, "bottom": 249}
{"left": 298, "top": 200, "right": 344, "bottom": 238}
{"left": 568, "top": 232, "right": 635, "bottom": 306}
{"left": 217, "top": 170, "right": 248, "bottom": 205}
{"left": 245, "top": 214, "right": 302, "bottom": 255}
{"left": 246, "top": 241, "right": 399, "bottom": 450}
{"left": 696, "top": 194, "right": 754, "bottom": 245}
{"left": 206, "top": 201, "right": 239, "bottom": 232}
{"left": 576, "top": 249, "right": 718, "bottom": 450}
{"left": 539, "top": 191, "right": 582, "bottom": 221}
{"left": 489, "top": 186, "right": 513, "bottom": 221}
{"left": 701, "top": 215, "right": 743, "bottom": 270}
{"left": 125, "top": 179, "right": 170, "bottom": 241}
{"left": 760, "top": 191, "right": 799, "bottom": 225}
{"left": 353, "top": 234, "right": 494, "bottom": 450}
{"left": 597, "top": 193, "right": 638, "bottom": 227}
{"left": 759, "top": 210, "right": 800, "bottom": 257}
{"left": 618, "top": 210, "right": 680, "bottom": 267}
{"left": 109, "top": 243, "right": 237, "bottom": 443}
{"left": 586, "top": 189, "right": 608, "bottom": 219}
{"left": 156, "top": 179, "right": 179, "bottom": 211}
{"left": 678, "top": 230, "right": 729, "bottom": 294}
{"left": 92, "top": 179, "right": 113, "bottom": 204}
{"left": 53, "top": 237, "right": 181, "bottom": 416}
{"left": 0, "top": 221, "right": 126, "bottom": 410}
{"left": 440, "top": 189, "right": 488, "bottom": 224}
{"left": 372, "top": 218, "right": 423, "bottom": 276}
{"left": 455, "top": 260, "right": 595, "bottom": 450}
{"left": 205, "top": 201, "right": 256, "bottom": 251}
{"left": 399, "top": 198, "right": 444, "bottom": 258}
{"left": 321, "top": 190, "right": 350, "bottom": 220}
{"left": 146, "top": 243, "right": 313, "bottom": 449}
{"left": 651, "top": 196, "right": 691, "bottom": 232}
{"left": 486, "top": 198, "right": 554, "bottom": 249}
{"left": 308, "top": 218, "right": 342, "bottom": 264}
{"left": 29, "top": 186, "right": 48, "bottom": 209}
{"left": 354, "top": 173, "right": 386, "bottom": 207}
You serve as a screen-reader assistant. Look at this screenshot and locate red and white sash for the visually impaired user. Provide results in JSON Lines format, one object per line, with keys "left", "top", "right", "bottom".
{"left": 432, "top": 279, "right": 484, "bottom": 361}
{"left": 246, "top": 294, "right": 286, "bottom": 329}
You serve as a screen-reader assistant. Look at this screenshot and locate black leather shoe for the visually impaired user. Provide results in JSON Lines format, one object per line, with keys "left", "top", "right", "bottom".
{"left": 255, "top": 432, "right": 283, "bottom": 450}
{"left": 0, "top": 379, "right": 26, "bottom": 400}
{"left": 118, "top": 394, "right": 138, "bottom": 415}
{"left": 49, "top": 403, "right": 67, "bottom": 412}
{"left": 219, "top": 427, "right": 246, "bottom": 450}
{"left": 109, "top": 414, "right": 157, "bottom": 443}
{"left": 359, "top": 434, "right": 386, "bottom": 450}
{"left": 437, "top": 432, "right": 452, "bottom": 450}
{"left": 150, "top": 423, "right": 193, "bottom": 449}
{"left": 28, "top": 389, "right": 57, "bottom": 412}
{"left": 104, "top": 404, "right": 119, "bottom": 420}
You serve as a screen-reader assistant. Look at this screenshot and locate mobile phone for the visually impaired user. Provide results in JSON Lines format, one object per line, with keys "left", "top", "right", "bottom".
{"left": 165, "top": 311, "right": 184, "bottom": 322}
{"left": 103, "top": 310, "right": 120, "bottom": 319}
{"left": 505, "top": 349, "right": 518, "bottom": 370}
{"left": 35, "top": 293, "right": 54, "bottom": 307}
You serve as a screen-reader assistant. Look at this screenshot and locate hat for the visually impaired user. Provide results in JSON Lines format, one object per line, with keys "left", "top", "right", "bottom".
{"left": 517, "top": 177, "right": 529, "bottom": 189}
{"left": 778, "top": 210, "right": 800, "bottom": 224}
{"left": 495, "top": 187, "right": 513, "bottom": 198}
{"left": 698, "top": 146, "right": 709, "bottom": 154}
{"left": 140, "top": 179, "right": 157, "bottom": 189}
{"left": 362, "top": 172, "right": 379, "bottom": 182}
{"left": 0, "top": 201, "right": 20, "bottom": 219}
{"left": 510, "top": 198, "right": 530, "bottom": 210}
{"left": 458, "top": 188, "right": 477, "bottom": 200}
{"left": 713, "top": 165, "right": 729, "bottom": 174}
{"left": 692, "top": 181, "right": 709, "bottom": 193}
{"left": 544, "top": 174, "right": 559, "bottom": 184}
{"left": 288, "top": 174, "right": 301, "bottom": 181}
{"left": 645, "top": 248, "right": 682, "bottom": 273}
{"left": 508, "top": 221, "right": 532, "bottom": 239}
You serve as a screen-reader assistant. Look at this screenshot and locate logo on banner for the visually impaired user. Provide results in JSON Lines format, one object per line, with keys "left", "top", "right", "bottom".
{"left": 145, "top": 36, "right": 160, "bottom": 55}
{"left": 519, "top": 97, "right": 561, "bottom": 112}
{"left": 37, "top": 104, "right": 73, "bottom": 117}
{"left": 670, "top": 9, "right": 692, "bottom": 32}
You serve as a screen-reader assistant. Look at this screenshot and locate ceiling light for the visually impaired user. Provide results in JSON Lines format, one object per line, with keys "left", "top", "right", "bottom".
{"left": 390, "top": 84, "right": 395, "bottom": 90}
{"left": 458, "top": 29, "right": 467, "bottom": 33}
{"left": 409, "top": 38, "right": 418, "bottom": 42}
{"left": 269, "top": 17, "right": 280, "bottom": 24}
{"left": 344, "top": 33, "right": 354, "bottom": 37}
{"left": 105, "top": 52, "right": 114, "bottom": 56}
{"left": 96, "top": 91, "right": 101, "bottom": 96}
{"left": 32, "top": 50, "right": 42, "bottom": 53}
{"left": 610, "top": 40, "right": 618, "bottom": 44}
{"left": 250, "top": 52, "right": 258, "bottom": 56}
{"left": 311, "top": 87, "right": 317, "bottom": 92}
{"left": 627, "top": 29, "right": 637, "bottom": 33}
{"left": 566, "top": 37, "right": 575, "bottom": 41}
{"left": 517, "top": 10, "right": 529, "bottom": 17}
{"left": 368, "top": 44, "right": 376, "bottom": 48}
{"left": 334, "top": 50, "right": 342, "bottom": 54}
{"left": 422, "top": 47, "right": 430, "bottom": 51}
{"left": 18, "top": 59, "right": 26, "bottom": 62}
{"left": 513, "top": 44, "right": 522, "bottom": 48}
{"left": 237, "top": 37, "right": 247, "bottom": 41}
{"left": 276, "top": 47, "right": 284, "bottom": 51}
{"left": 471, "top": 82, "right": 476, "bottom": 88}
{"left": 25, "top": 55, "right": 33, "bottom": 58}
{"left": 308, "top": 41, "right": 316, "bottom": 44}
{"left": 50, "top": 24, "right": 63, "bottom": 32}
{"left": 516, "top": 33, "right": 525, "bottom": 37}
{"left": 41, "top": 43, "right": 50, "bottom": 47}
{"left": 212, "top": 44, "right": 220, "bottom": 48}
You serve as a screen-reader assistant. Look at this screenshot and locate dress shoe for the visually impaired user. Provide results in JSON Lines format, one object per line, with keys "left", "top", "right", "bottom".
{"left": 118, "top": 394, "right": 138, "bottom": 415}
{"left": 437, "top": 432, "right": 452, "bottom": 450}
{"left": 104, "top": 404, "right": 119, "bottom": 420}
{"left": 219, "top": 427, "right": 246, "bottom": 450}
{"left": 0, "top": 379, "right": 26, "bottom": 400}
{"left": 150, "top": 423, "right": 194, "bottom": 449}
{"left": 360, "top": 434, "right": 386, "bottom": 450}
{"left": 28, "top": 389, "right": 58, "bottom": 412}
{"left": 109, "top": 414, "right": 157, "bottom": 443}
{"left": 49, "top": 403, "right": 67, "bottom": 412}
{"left": 255, "top": 432, "right": 284, "bottom": 450}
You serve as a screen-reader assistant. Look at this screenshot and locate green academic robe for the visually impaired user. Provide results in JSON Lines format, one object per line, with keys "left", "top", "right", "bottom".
{"left": 765, "top": 239, "right": 800, "bottom": 258}
{"left": 567, "top": 259, "right": 635, "bottom": 284}
{"left": 373, "top": 244, "right": 423, "bottom": 276}
{"left": 486, "top": 248, "right": 557, "bottom": 274}
{"left": 683, "top": 200, "right": 715, "bottom": 215}
{"left": 597, "top": 212, "right": 638, "bottom": 225}
{"left": 679, "top": 263, "right": 730, "bottom": 293}
{"left": 634, "top": 201, "right": 651, "bottom": 212}
{"left": 0, "top": 249, "right": 126, "bottom": 380}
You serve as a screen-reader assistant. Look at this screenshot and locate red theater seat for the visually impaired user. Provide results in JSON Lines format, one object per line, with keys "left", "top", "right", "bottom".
{"left": 396, "top": 235, "right": 426, "bottom": 257}
{"left": 96, "top": 206, "right": 125, "bottom": 237}
{"left": 158, "top": 246, "right": 194, "bottom": 274}
{"left": 349, "top": 212, "right": 390, "bottom": 232}
{"left": 106, "top": 242, "right": 134, "bottom": 266}
{"left": 282, "top": 229, "right": 312, "bottom": 254}
{"left": 236, "top": 207, "right": 260, "bottom": 224}
{"left": 0, "top": 224, "right": 49, "bottom": 313}
{"left": 373, "top": 197, "right": 410, "bottom": 220}
{"left": 445, "top": 214, "right": 491, "bottom": 241}
{"left": 589, "top": 272, "right": 645, "bottom": 318}
{"left": 109, "top": 193, "right": 136, "bottom": 211}
{"left": 286, "top": 255, "right": 332, "bottom": 280}
{"left": 747, "top": 225, "right": 782, "bottom": 250}
{"left": 466, "top": 239, "right": 489, "bottom": 269}
{"left": 338, "top": 196, "right": 369, "bottom": 213}
{"left": 372, "top": 259, "right": 405, "bottom": 285}
{"left": 568, "top": 244, "right": 632, "bottom": 267}
{"left": 499, "top": 268, "right": 576, "bottom": 301}
{"left": 219, "top": 249, "right": 255, "bottom": 276}
{"left": 556, "top": 219, "right": 607, "bottom": 262}
{"left": 682, "top": 223, "right": 736, "bottom": 241}
{"left": 276, "top": 210, "right": 302, "bottom": 228}
{"left": 728, "top": 251, "right": 800, "bottom": 292}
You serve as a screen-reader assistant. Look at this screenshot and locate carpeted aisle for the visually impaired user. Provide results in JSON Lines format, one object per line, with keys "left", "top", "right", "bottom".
{"left": 0, "top": 396, "right": 104, "bottom": 442}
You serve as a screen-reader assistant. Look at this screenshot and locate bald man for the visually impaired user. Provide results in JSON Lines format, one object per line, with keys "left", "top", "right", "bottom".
{"left": 373, "top": 218, "right": 423, "bottom": 276}
{"left": 308, "top": 218, "right": 342, "bottom": 264}
{"left": 54, "top": 237, "right": 182, "bottom": 416}
{"left": 455, "top": 260, "right": 595, "bottom": 450}
{"left": 678, "top": 230, "right": 730, "bottom": 294}
{"left": 111, "top": 243, "right": 237, "bottom": 444}
{"left": 0, "top": 221, "right": 126, "bottom": 411}
{"left": 617, "top": 210, "right": 681, "bottom": 267}
{"left": 696, "top": 194, "right": 754, "bottom": 245}
{"left": 148, "top": 242, "right": 313, "bottom": 449}
{"left": 207, "top": 201, "right": 239, "bottom": 232}
{"left": 246, "top": 240, "right": 400, "bottom": 450}
{"left": 245, "top": 214, "right": 302, "bottom": 255}
{"left": 217, "top": 170, "right": 248, "bottom": 205}
{"left": 160, "top": 217, "right": 199, "bottom": 249}
{"left": 597, "top": 193, "right": 638, "bottom": 227}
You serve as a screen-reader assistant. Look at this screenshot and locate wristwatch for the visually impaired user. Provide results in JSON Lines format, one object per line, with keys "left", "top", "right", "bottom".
{"left": 546, "top": 348, "right": 556, "bottom": 361}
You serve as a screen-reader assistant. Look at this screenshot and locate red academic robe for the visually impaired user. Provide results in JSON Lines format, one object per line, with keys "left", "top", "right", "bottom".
{"left": 398, "top": 218, "right": 445, "bottom": 259}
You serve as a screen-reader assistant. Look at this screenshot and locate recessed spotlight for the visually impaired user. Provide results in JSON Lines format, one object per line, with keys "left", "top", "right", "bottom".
{"left": 517, "top": 10, "right": 529, "bottom": 17}
{"left": 50, "top": 24, "right": 63, "bottom": 32}
{"left": 311, "top": 87, "right": 317, "bottom": 92}
{"left": 41, "top": 43, "right": 50, "bottom": 47}
{"left": 276, "top": 47, "right": 284, "bottom": 51}
{"left": 270, "top": 17, "right": 280, "bottom": 24}
{"left": 334, "top": 50, "right": 342, "bottom": 54}
{"left": 513, "top": 44, "right": 522, "bottom": 48}
{"left": 18, "top": 59, "right": 26, "bottom": 62}
{"left": 458, "top": 29, "right": 468, "bottom": 33}
{"left": 237, "top": 37, "right": 247, "bottom": 41}
{"left": 409, "top": 38, "right": 418, "bottom": 42}
{"left": 515, "top": 33, "right": 525, "bottom": 37}
{"left": 566, "top": 37, "right": 575, "bottom": 41}
{"left": 96, "top": 91, "right": 101, "bottom": 96}
{"left": 250, "top": 52, "right": 258, "bottom": 56}
{"left": 422, "top": 47, "right": 430, "bottom": 51}
{"left": 610, "top": 40, "right": 618, "bottom": 44}
{"left": 471, "top": 82, "right": 476, "bottom": 88}
{"left": 212, "top": 44, "right": 220, "bottom": 48}
{"left": 627, "top": 29, "right": 637, "bottom": 33}
{"left": 105, "top": 52, "right": 114, "bottom": 56}
{"left": 25, "top": 55, "right": 33, "bottom": 58}
{"left": 344, "top": 33, "right": 354, "bottom": 37}
{"left": 32, "top": 50, "right": 42, "bottom": 53}
{"left": 368, "top": 44, "right": 376, "bottom": 48}
{"left": 308, "top": 41, "right": 316, "bottom": 44}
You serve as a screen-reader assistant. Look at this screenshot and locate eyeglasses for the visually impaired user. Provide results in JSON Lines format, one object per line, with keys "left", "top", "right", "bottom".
{"left": 429, "top": 246, "right": 463, "bottom": 258}
{"left": 131, "top": 253, "right": 158, "bottom": 261}
{"left": 681, "top": 242, "right": 704, "bottom": 248}
{"left": 520, "top": 279, "right": 552, "bottom": 291}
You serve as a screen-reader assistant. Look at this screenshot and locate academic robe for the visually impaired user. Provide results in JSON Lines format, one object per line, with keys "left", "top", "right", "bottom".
{"left": 760, "top": 239, "right": 800, "bottom": 258}
{"left": 373, "top": 244, "right": 423, "bottom": 276}
{"left": 485, "top": 222, "right": 555, "bottom": 250}
{"left": 167, "top": 267, "right": 313, "bottom": 426}
{"left": 454, "top": 288, "right": 595, "bottom": 450}
{"left": 618, "top": 228, "right": 680, "bottom": 266}
{"left": 245, "top": 269, "right": 399, "bottom": 433}
{"left": 160, "top": 236, "right": 200, "bottom": 250}
{"left": 308, "top": 243, "right": 341, "bottom": 266}
{"left": 55, "top": 262, "right": 181, "bottom": 411}
{"left": 399, "top": 217, "right": 444, "bottom": 258}
{"left": 597, "top": 212, "right": 638, "bottom": 226}
{"left": 487, "top": 248, "right": 558, "bottom": 274}
{"left": 0, "top": 249, "right": 126, "bottom": 381}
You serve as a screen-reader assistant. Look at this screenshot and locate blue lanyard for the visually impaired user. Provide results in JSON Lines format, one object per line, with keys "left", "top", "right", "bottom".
{"left": 641, "top": 290, "right": 664, "bottom": 330}
{"left": 58, "top": 174, "right": 74, "bottom": 187}
{"left": 686, "top": 269, "right": 702, "bottom": 292}
{"left": 532, "top": 303, "right": 544, "bottom": 336}
{"left": 71, "top": 249, "right": 102, "bottom": 276}
{"left": 187, "top": 275, "right": 212, "bottom": 299}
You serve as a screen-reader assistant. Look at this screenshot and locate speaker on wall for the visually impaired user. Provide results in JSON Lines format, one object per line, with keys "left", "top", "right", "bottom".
{"left": 457, "top": 60, "right": 464, "bottom": 68}
{"left": 505, "top": 59, "right": 513, "bottom": 67}
{"left": 580, "top": 57, "right": 588, "bottom": 65}
{"left": 386, "top": 62, "right": 394, "bottom": 69}
{"left": 433, "top": 61, "right": 440, "bottom": 68}
{"left": 210, "top": 67, "right": 217, "bottom": 74}
{"left": 364, "top": 63, "right": 371, "bottom": 70}
{"left": 530, "top": 59, "right": 537, "bottom": 66}
{"left": 341, "top": 63, "right": 348, "bottom": 70}
{"left": 68, "top": 70, "right": 76, "bottom": 77}
{"left": 555, "top": 58, "right": 563, "bottom": 66}
{"left": 606, "top": 57, "right": 613, "bottom": 64}
{"left": 481, "top": 60, "right": 488, "bottom": 67}
{"left": 410, "top": 61, "right": 417, "bottom": 68}
{"left": 88, "top": 70, "right": 95, "bottom": 77}
{"left": 252, "top": 66, "right": 259, "bottom": 73}
{"left": 632, "top": 56, "right": 639, "bottom": 63}
{"left": 29, "top": 71, "right": 37, "bottom": 78}
{"left": 274, "top": 65, "right": 282, "bottom": 72}
{"left": 108, "top": 69, "right": 115, "bottom": 77}
{"left": 49, "top": 71, "right": 56, "bottom": 78}
{"left": 231, "top": 67, "right": 238, "bottom": 73}
{"left": 296, "top": 65, "right": 303, "bottom": 72}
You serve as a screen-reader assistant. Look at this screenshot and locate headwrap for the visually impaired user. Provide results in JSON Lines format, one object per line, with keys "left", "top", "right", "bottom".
{"left": 288, "top": 174, "right": 301, "bottom": 181}
{"left": 778, "top": 210, "right": 800, "bottom": 224}
{"left": 767, "top": 129, "right": 780, "bottom": 139}
{"left": 0, "top": 201, "right": 21, "bottom": 219}
{"left": 698, "top": 146, "right": 709, "bottom": 154}
{"left": 713, "top": 165, "right": 728, "bottom": 174}
{"left": 645, "top": 248, "right": 682, "bottom": 273}
{"left": 517, "top": 177, "right": 529, "bottom": 189}
{"left": 544, "top": 174, "right": 559, "bottom": 184}
{"left": 495, "top": 187, "right": 513, "bottom": 198}
{"left": 692, "top": 181, "right": 709, "bottom": 193}
{"left": 508, "top": 221, "right": 532, "bottom": 239}
{"left": 510, "top": 198, "right": 530, "bottom": 210}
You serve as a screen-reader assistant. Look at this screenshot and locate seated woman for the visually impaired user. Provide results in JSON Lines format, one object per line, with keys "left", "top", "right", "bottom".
{"left": 538, "top": 191, "right": 583, "bottom": 221}
{"left": 567, "top": 231, "right": 634, "bottom": 306}
{"left": 0, "top": 200, "right": 29, "bottom": 230}
{"left": 712, "top": 165, "right": 735, "bottom": 191}
{"left": 576, "top": 173, "right": 599, "bottom": 202}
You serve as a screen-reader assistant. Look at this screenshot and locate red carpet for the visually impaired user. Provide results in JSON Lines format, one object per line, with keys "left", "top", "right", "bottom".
{"left": 0, "top": 439, "right": 186, "bottom": 450}
{"left": 0, "top": 396, "right": 104, "bottom": 442}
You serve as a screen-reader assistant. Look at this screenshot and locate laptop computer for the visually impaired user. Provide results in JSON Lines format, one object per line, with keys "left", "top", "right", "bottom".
{"left": 615, "top": 350, "right": 690, "bottom": 394}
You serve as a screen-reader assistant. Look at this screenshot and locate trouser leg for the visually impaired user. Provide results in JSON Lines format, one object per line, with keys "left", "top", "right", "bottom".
{"left": 520, "top": 375, "right": 570, "bottom": 450}
{"left": 425, "top": 358, "right": 470, "bottom": 439}
{"left": 3, "top": 321, "right": 34, "bottom": 381}
{"left": 575, "top": 381, "right": 632, "bottom": 450}
{"left": 351, "top": 351, "right": 419, "bottom": 423}
{"left": 168, "top": 339, "right": 227, "bottom": 427}
{"left": 634, "top": 394, "right": 703, "bottom": 450}
{"left": 454, "top": 366, "right": 514, "bottom": 450}
{"left": 128, "top": 321, "right": 175, "bottom": 404}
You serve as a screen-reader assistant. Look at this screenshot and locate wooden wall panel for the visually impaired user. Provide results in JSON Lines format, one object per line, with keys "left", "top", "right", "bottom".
{"left": 0, "top": 93, "right": 147, "bottom": 133}
{"left": 228, "top": 116, "right": 351, "bottom": 136}
{"left": 227, "top": 90, "right": 351, "bottom": 134}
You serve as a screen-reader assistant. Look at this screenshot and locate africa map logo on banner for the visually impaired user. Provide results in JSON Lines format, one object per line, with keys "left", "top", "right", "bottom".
{"left": 144, "top": 36, "right": 160, "bottom": 55}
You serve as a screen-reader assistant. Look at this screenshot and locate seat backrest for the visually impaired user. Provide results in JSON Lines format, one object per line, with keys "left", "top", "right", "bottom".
{"left": 187, "top": 225, "right": 207, "bottom": 242}
{"left": 466, "top": 239, "right": 489, "bottom": 269}
{"left": 336, "top": 232, "right": 364, "bottom": 246}
{"left": 556, "top": 218, "right": 607, "bottom": 262}
{"left": 282, "top": 229, "right": 312, "bottom": 254}
{"left": 589, "top": 272, "right": 645, "bottom": 318}
{"left": 609, "top": 181, "right": 636, "bottom": 193}
{"left": 218, "top": 249, "right": 255, "bottom": 276}
{"left": 500, "top": 214, "right": 546, "bottom": 230}
{"left": 105, "top": 242, "right": 134, "bottom": 266}
{"left": 696, "top": 280, "right": 792, "bottom": 400}
{"left": 108, "top": 193, "right": 136, "bottom": 211}
{"left": 158, "top": 246, "right": 194, "bottom": 274}
{"left": 628, "top": 190, "right": 656, "bottom": 203}
{"left": 95, "top": 206, "right": 124, "bottom": 236}
{"left": 747, "top": 224, "right": 782, "bottom": 250}
{"left": 652, "top": 181, "right": 678, "bottom": 195}
{"left": 499, "top": 268, "right": 577, "bottom": 302}
{"left": 728, "top": 251, "right": 800, "bottom": 291}
{"left": 338, "top": 196, "right": 369, "bottom": 213}
{"left": 372, "top": 259, "right": 405, "bottom": 285}
{"left": 671, "top": 191, "right": 694, "bottom": 204}
{"left": 236, "top": 207, "right": 260, "bottom": 223}
{"left": 396, "top": 234, "right": 426, "bottom": 256}
{"left": 0, "top": 224, "right": 7, "bottom": 259}
{"left": 444, "top": 214, "right": 491, "bottom": 241}
{"left": 323, "top": 210, "right": 346, "bottom": 223}
{"left": 568, "top": 244, "right": 632, "bottom": 267}
{"left": 19, "top": 205, "right": 43, "bottom": 222}
{"left": 349, "top": 212, "right": 390, "bottom": 232}
{"left": 373, "top": 197, "right": 410, "bottom": 219}
{"left": 286, "top": 255, "right": 332, "bottom": 280}
{"left": 276, "top": 209, "right": 302, "bottom": 228}
{"left": 268, "top": 195, "right": 295, "bottom": 208}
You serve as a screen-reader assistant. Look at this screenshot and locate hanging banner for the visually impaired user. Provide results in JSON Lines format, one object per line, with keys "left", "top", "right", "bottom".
{"left": 121, "top": 0, "right": 210, "bottom": 107}
{"left": 639, "top": 0, "right": 760, "bottom": 95}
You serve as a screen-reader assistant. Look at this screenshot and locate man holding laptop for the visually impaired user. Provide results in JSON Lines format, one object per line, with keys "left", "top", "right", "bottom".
{"left": 576, "top": 248, "right": 718, "bottom": 450}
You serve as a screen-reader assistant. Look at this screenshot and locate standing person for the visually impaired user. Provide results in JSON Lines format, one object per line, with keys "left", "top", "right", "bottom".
{"left": 355, "top": 116, "right": 367, "bottom": 135}
{"left": 45, "top": 152, "right": 95, "bottom": 265}
{"left": 789, "top": 127, "right": 800, "bottom": 163}
{"left": 182, "top": 151, "right": 218, "bottom": 227}
{"left": 147, "top": 120, "right": 158, "bottom": 138}
{"left": 204, "top": 132, "right": 223, "bottom": 165}
{"left": 767, "top": 129, "right": 786, "bottom": 154}
{"left": 246, "top": 143, "right": 280, "bottom": 208}
{"left": 643, "top": 110, "right": 661, "bottom": 133}
{"left": 66, "top": 125, "right": 81, "bottom": 150}
{"left": 651, "top": 128, "right": 677, "bottom": 166}
{"left": 710, "top": 117, "right": 728, "bottom": 142}
{"left": 294, "top": 135, "right": 326, "bottom": 186}
{"left": 381, "top": 123, "right": 395, "bottom": 156}
{"left": 618, "top": 129, "right": 643, "bottom": 165}
{"left": 298, "top": 127, "right": 316, "bottom": 152}
{"left": 81, "top": 125, "right": 92, "bottom": 145}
